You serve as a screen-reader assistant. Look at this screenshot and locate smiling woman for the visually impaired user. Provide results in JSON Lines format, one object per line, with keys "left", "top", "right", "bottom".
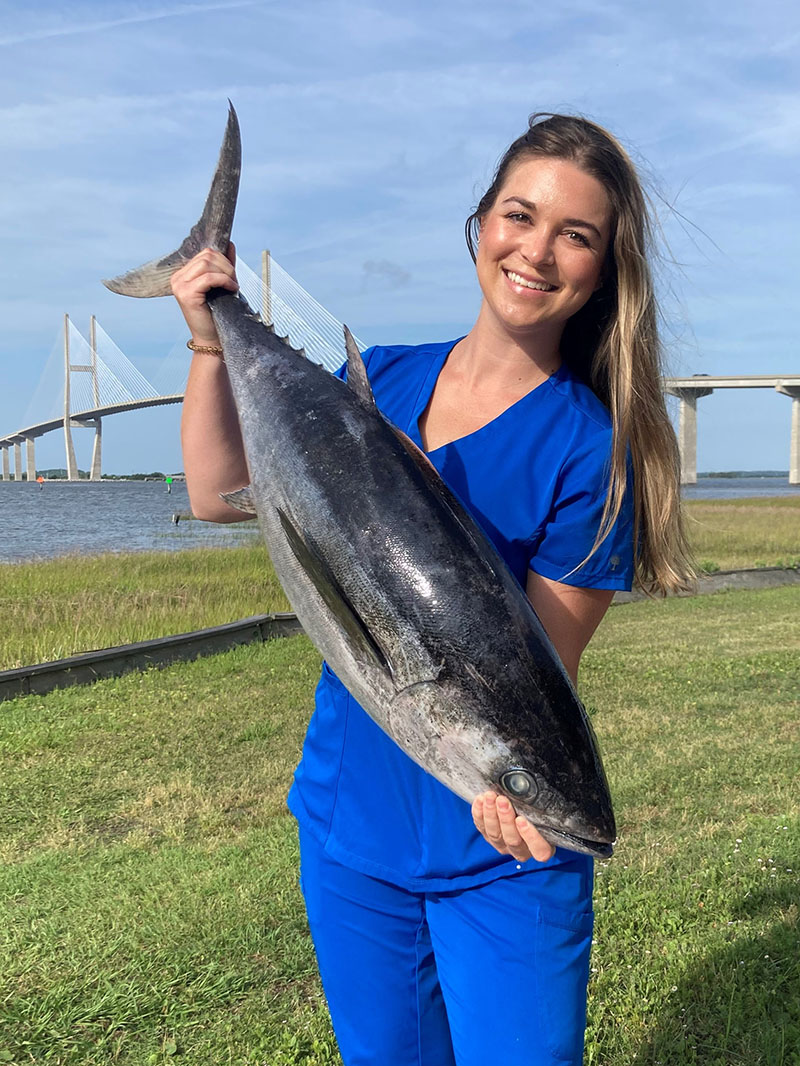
{"left": 171, "top": 110, "right": 693, "bottom": 1066}
{"left": 475, "top": 158, "right": 611, "bottom": 340}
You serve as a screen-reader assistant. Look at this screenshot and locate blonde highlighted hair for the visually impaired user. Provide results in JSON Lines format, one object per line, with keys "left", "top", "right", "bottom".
{"left": 466, "top": 114, "right": 694, "bottom": 595}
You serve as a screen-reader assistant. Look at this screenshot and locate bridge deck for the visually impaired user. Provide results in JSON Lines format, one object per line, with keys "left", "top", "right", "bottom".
{"left": 0, "top": 395, "right": 184, "bottom": 446}
{"left": 665, "top": 375, "right": 800, "bottom": 390}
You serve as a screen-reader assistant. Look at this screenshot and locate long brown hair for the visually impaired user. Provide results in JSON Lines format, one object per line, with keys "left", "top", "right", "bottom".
{"left": 466, "top": 114, "right": 694, "bottom": 595}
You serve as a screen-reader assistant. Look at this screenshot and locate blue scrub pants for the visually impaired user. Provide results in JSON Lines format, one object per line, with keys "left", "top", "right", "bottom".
{"left": 298, "top": 827, "right": 594, "bottom": 1066}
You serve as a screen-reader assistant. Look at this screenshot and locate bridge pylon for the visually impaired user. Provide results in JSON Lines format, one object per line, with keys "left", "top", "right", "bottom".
{"left": 665, "top": 385, "right": 714, "bottom": 484}
{"left": 63, "top": 313, "right": 103, "bottom": 480}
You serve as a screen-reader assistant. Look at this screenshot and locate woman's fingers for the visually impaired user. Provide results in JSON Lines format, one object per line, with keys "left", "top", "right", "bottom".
{"left": 171, "top": 248, "right": 239, "bottom": 346}
{"left": 172, "top": 249, "right": 238, "bottom": 295}
{"left": 514, "top": 816, "right": 557, "bottom": 863}
{"left": 472, "top": 792, "right": 552, "bottom": 863}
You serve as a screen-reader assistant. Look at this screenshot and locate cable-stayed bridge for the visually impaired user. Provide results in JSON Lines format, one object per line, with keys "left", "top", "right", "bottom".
{"left": 1, "top": 254, "right": 361, "bottom": 481}
{"left": 2, "top": 253, "right": 799, "bottom": 483}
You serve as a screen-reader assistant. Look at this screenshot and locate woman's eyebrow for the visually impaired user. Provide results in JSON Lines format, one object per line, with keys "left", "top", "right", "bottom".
{"left": 500, "top": 197, "right": 603, "bottom": 240}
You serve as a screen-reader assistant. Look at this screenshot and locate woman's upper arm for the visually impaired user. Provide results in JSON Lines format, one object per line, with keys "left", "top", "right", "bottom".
{"left": 525, "top": 569, "right": 614, "bottom": 684}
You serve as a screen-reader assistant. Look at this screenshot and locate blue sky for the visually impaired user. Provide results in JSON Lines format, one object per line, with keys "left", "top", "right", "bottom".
{"left": 1, "top": 0, "right": 798, "bottom": 473}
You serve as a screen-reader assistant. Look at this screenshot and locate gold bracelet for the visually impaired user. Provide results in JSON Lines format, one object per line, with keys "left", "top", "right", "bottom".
{"left": 187, "top": 339, "right": 224, "bottom": 358}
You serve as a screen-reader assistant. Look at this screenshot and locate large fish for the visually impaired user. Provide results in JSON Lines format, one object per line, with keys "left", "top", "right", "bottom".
{"left": 104, "top": 104, "right": 616, "bottom": 857}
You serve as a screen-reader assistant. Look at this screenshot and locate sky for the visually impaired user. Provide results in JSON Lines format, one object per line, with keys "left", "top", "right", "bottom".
{"left": 1, "top": 0, "right": 798, "bottom": 474}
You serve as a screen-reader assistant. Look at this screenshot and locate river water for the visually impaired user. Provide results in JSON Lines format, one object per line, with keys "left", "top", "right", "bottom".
{"left": 1, "top": 476, "right": 797, "bottom": 564}
{"left": 0, "top": 481, "right": 261, "bottom": 564}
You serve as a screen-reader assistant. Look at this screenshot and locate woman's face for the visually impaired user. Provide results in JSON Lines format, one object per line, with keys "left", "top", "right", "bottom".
{"left": 475, "top": 155, "right": 612, "bottom": 343}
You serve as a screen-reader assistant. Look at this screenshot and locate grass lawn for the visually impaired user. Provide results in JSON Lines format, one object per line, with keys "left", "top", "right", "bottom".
{"left": 1, "top": 586, "right": 798, "bottom": 1064}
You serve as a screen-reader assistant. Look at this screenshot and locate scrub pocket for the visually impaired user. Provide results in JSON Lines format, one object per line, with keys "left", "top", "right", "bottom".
{"left": 533, "top": 903, "right": 594, "bottom": 1063}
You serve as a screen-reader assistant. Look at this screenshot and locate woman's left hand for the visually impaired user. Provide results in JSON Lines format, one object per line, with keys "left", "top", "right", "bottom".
{"left": 472, "top": 791, "right": 556, "bottom": 863}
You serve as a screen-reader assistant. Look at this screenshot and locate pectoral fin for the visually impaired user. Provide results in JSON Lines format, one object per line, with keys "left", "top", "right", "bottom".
{"left": 220, "top": 485, "right": 257, "bottom": 514}
{"left": 276, "top": 507, "right": 389, "bottom": 673}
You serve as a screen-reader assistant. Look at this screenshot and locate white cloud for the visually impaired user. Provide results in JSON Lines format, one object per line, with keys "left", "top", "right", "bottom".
{"left": 0, "top": 0, "right": 262, "bottom": 47}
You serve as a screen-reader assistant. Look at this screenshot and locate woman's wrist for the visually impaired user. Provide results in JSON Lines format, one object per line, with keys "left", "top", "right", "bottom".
{"left": 187, "top": 338, "right": 224, "bottom": 358}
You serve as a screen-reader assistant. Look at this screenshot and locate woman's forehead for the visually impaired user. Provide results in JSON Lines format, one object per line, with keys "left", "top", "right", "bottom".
{"left": 497, "top": 156, "right": 612, "bottom": 224}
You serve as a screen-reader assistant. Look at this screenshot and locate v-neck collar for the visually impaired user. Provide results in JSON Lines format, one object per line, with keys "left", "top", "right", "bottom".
{"left": 407, "top": 339, "right": 567, "bottom": 455}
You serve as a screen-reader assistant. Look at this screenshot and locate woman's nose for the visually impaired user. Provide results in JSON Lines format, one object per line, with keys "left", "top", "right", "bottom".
{"left": 522, "top": 232, "right": 555, "bottom": 266}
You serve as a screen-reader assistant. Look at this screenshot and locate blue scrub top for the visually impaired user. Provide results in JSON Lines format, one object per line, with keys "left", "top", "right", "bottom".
{"left": 288, "top": 339, "right": 634, "bottom": 890}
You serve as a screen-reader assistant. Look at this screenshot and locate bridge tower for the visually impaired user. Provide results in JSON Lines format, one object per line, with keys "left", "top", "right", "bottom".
{"left": 63, "top": 314, "right": 103, "bottom": 481}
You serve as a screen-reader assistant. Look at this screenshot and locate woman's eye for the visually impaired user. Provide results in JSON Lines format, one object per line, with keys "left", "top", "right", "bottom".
{"left": 566, "top": 230, "right": 590, "bottom": 246}
{"left": 506, "top": 211, "right": 531, "bottom": 224}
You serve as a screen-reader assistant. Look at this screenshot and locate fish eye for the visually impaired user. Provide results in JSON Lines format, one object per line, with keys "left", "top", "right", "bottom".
{"left": 500, "top": 769, "right": 538, "bottom": 801}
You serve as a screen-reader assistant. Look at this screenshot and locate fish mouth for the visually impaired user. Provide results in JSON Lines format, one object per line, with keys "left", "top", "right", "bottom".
{"left": 535, "top": 824, "right": 615, "bottom": 859}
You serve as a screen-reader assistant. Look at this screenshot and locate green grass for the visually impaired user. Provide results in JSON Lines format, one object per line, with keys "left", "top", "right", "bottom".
{"left": 0, "top": 545, "right": 289, "bottom": 669}
{"left": 1, "top": 587, "right": 798, "bottom": 1064}
{"left": 686, "top": 496, "right": 800, "bottom": 572}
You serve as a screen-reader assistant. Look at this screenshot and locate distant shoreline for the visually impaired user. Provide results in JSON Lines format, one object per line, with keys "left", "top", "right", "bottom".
{"left": 1, "top": 470, "right": 790, "bottom": 483}
{"left": 697, "top": 470, "right": 789, "bottom": 479}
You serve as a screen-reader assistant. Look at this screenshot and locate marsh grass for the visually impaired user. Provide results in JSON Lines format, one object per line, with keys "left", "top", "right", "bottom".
{"left": 1, "top": 545, "right": 289, "bottom": 669}
{"left": 686, "top": 496, "right": 800, "bottom": 572}
{"left": 1, "top": 587, "right": 798, "bottom": 1064}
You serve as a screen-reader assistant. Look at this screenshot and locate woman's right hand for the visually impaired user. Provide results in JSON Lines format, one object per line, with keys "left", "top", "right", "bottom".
{"left": 170, "top": 243, "right": 238, "bottom": 347}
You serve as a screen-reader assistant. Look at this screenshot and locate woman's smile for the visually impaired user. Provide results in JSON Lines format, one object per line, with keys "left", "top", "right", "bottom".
{"left": 503, "top": 268, "right": 558, "bottom": 293}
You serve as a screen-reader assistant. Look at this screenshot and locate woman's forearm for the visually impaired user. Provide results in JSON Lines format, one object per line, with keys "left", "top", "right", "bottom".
{"left": 181, "top": 353, "right": 252, "bottom": 523}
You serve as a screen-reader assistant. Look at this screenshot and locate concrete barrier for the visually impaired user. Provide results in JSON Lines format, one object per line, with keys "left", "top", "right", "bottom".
{"left": 613, "top": 566, "right": 800, "bottom": 604}
{"left": 0, "top": 613, "right": 302, "bottom": 703}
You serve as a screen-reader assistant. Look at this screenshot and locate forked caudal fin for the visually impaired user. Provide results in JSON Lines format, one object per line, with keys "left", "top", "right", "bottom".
{"left": 102, "top": 102, "right": 242, "bottom": 298}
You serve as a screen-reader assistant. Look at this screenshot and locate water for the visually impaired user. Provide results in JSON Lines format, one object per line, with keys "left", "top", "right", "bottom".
{"left": 0, "top": 480, "right": 261, "bottom": 564}
{"left": 683, "top": 476, "right": 800, "bottom": 500}
{"left": 1, "top": 476, "right": 797, "bottom": 564}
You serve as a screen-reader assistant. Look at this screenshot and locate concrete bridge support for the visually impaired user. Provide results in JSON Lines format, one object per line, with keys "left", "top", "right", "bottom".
{"left": 666, "top": 386, "right": 713, "bottom": 485}
{"left": 89, "top": 418, "right": 102, "bottom": 480}
{"left": 777, "top": 386, "right": 800, "bottom": 484}
{"left": 64, "top": 420, "right": 79, "bottom": 481}
{"left": 14, "top": 443, "right": 22, "bottom": 481}
{"left": 2, "top": 447, "right": 8, "bottom": 480}
{"left": 26, "top": 437, "right": 35, "bottom": 481}
{"left": 64, "top": 314, "right": 79, "bottom": 481}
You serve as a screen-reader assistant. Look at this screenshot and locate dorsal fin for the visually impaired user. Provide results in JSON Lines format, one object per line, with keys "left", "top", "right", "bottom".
{"left": 344, "top": 325, "right": 375, "bottom": 407}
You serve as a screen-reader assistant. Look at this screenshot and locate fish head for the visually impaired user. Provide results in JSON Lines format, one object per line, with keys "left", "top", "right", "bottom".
{"left": 492, "top": 757, "right": 616, "bottom": 858}
{"left": 417, "top": 675, "right": 616, "bottom": 859}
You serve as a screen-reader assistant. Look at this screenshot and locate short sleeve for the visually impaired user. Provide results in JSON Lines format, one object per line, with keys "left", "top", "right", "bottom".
{"left": 529, "top": 435, "right": 634, "bottom": 591}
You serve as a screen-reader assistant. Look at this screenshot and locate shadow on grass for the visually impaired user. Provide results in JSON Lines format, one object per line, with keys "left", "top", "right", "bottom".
{"left": 634, "top": 880, "right": 800, "bottom": 1066}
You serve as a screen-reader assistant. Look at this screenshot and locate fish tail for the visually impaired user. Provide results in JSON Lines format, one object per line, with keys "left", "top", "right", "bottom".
{"left": 102, "top": 102, "right": 241, "bottom": 298}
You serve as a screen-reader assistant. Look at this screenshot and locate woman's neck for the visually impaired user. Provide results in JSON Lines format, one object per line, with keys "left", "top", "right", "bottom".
{"left": 455, "top": 307, "right": 564, "bottom": 392}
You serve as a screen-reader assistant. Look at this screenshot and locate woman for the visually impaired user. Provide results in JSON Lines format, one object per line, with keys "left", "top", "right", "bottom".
{"left": 173, "top": 113, "right": 693, "bottom": 1066}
